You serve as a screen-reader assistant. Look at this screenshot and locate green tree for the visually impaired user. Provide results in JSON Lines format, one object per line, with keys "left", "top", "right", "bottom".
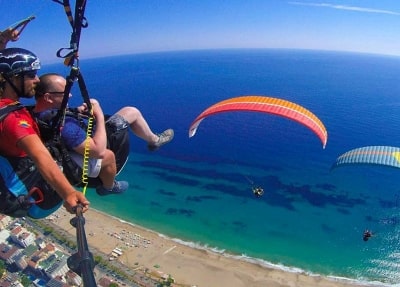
{"left": 20, "top": 274, "right": 31, "bottom": 287}
{"left": 0, "top": 260, "right": 6, "bottom": 277}
{"left": 43, "top": 226, "right": 54, "bottom": 235}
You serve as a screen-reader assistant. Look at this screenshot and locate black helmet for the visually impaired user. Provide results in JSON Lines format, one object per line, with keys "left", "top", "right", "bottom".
{"left": 0, "top": 48, "right": 40, "bottom": 77}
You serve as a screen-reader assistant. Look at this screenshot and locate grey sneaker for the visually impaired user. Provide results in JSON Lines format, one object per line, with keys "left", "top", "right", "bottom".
{"left": 96, "top": 181, "right": 129, "bottom": 196}
{"left": 148, "top": 129, "right": 174, "bottom": 151}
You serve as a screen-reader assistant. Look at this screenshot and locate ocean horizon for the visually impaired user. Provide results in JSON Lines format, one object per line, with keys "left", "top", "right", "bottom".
{"left": 39, "top": 49, "right": 400, "bottom": 285}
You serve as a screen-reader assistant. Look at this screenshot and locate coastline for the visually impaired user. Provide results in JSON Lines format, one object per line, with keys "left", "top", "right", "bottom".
{"left": 50, "top": 208, "right": 382, "bottom": 287}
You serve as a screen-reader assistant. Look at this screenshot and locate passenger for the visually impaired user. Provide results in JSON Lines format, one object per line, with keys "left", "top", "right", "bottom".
{"left": 33, "top": 73, "right": 174, "bottom": 195}
{"left": 0, "top": 48, "right": 89, "bottom": 218}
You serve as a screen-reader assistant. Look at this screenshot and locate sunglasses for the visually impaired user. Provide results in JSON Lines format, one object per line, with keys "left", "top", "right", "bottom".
{"left": 46, "top": 91, "right": 72, "bottom": 98}
{"left": 47, "top": 91, "right": 64, "bottom": 95}
{"left": 23, "top": 71, "right": 38, "bottom": 79}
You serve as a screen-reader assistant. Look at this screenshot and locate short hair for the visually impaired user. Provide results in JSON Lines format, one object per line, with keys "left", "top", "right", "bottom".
{"left": 35, "top": 73, "right": 63, "bottom": 99}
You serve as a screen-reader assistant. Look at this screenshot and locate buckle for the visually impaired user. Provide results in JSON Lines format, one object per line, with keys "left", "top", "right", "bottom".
{"left": 27, "top": 187, "right": 44, "bottom": 204}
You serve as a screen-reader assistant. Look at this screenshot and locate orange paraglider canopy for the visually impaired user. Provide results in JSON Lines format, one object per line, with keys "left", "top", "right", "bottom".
{"left": 188, "top": 95, "right": 328, "bottom": 148}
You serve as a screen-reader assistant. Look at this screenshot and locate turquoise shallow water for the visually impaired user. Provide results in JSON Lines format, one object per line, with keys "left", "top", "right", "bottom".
{"left": 86, "top": 152, "right": 400, "bottom": 285}
{"left": 42, "top": 49, "right": 400, "bottom": 285}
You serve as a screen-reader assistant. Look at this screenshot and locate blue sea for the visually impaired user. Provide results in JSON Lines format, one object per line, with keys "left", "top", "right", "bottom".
{"left": 41, "top": 49, "right": 400, "bottom": 285}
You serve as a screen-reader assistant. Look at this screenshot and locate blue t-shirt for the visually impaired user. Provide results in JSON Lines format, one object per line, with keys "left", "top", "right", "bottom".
{"left": 35, "top": 109, "right": 88, "bottom": 149}
{"left": 62, "top": 116, "right": 88, "bottom": 149}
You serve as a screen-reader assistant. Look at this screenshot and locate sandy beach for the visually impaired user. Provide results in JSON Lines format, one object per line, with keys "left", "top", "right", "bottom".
{"left": 49, "top": 208, "right": 377, "bottom": 287}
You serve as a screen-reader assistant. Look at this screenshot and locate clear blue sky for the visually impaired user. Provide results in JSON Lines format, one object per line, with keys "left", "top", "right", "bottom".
{"left": 2, "top": 0, "right": 400, "bottom": 64}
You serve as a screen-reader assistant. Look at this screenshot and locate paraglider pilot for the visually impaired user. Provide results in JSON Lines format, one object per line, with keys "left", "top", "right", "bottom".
{"left": 363, "top": 230, "right": 373, "bottom": 241}
{"left": 252, "top": 186, "right": 264, "bottom": 197}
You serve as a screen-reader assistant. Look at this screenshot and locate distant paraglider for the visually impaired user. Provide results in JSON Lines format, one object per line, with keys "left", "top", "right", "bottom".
{"left": 331, "top": 147, "right": 396, "bottom": 243}
{"left": 188, "top": 95, "right": 328, "bottom": 148}
{"left": 363, "top": 229, "right": 373, "bottom": 241}
{"left": 241, "top": 174, "right": 264, "bottom": 197}
{"left": 189, "top": 95, "right": 328, "bottom": 198}
{"left": 331, "top": 146, "right": 400, "bottom": 170}
{"left": 252, "top": 186, "right": 264, "bottom": 197}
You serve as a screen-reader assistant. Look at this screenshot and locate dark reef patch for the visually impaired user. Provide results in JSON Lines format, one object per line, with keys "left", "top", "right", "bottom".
{"left": 165, "top": 208, "right": 195, "bottom": 217}
{"left": 158, "top": 189, "right": 176, "bottom": 196}
{"left": 186, "top": 195, "right": 219, "bottom": 202}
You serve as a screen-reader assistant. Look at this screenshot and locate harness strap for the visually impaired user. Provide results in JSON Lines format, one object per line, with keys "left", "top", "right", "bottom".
{"left": 0, "top": 176, "right": 46, "bottom": 218}
{"left": 54, "top": 0, "right": 88, "bottom": 67}
{"left": 0, "top": 102, "right": 23, "bottom": 121}
{"left": 52, "top": 0, "right": 92, "bottom": 141}
{"left": 50, "top": 68, "right": 92, "bottom": 140}
{"left": 0, "top": 104, "right": 40, "bottom": 217}
{"left": 1, "top": 74, "right": 25, "bottom": 99}
{"left": 52, "top": 0, "right": 95, "bottom": 212}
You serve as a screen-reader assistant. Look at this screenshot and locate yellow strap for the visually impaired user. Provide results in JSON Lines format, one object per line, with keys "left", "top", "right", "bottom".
{"left": 80, "top": 110, "right": 94, "bottom": 195}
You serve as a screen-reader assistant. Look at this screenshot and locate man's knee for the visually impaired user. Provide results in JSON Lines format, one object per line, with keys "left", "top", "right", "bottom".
{"left": 101, "top": 149, "right": 116, "bottom": 166}
{"left": 116, "top": 106, "right": 140, "bottom": 123}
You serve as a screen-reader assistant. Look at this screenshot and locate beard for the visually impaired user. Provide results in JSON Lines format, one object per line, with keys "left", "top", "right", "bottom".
{"left": 20, "top": 86, "right": 36, "bottom": 98}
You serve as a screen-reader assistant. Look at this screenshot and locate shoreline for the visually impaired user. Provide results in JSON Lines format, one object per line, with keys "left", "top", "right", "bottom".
{"left": 49, "top": 208, "right": 384, "bottom": 287}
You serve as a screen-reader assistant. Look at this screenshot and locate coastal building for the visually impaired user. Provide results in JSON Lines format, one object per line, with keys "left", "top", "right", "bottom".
{"left": 0, "top": 214, "right": 157, "bottom": 287}
{"left": 42, "top": 269, "right": 82, "bottom": 287}
{"left": 11, "top": 250, "right": 28, "bottom": 270}
{"left": 0, "top": 215, "right": 12, "bottom": 230}
{"left": 0, "top": 273, "right": 23, "bottom": 287}
{"left": 0, "top": 216, "right": 77, "bottom": 285}
{"left": 0, "top": 230, "right": 10, "bottom": 244}
{"left": 98, "top": 277, "right": 113, "bottom": 287}
{"left": 46, "top": 275, "right": 70, "bottom": 287}
{"left": 28, "top": 243, "right": 57, "bottom": 269}
{"left": 0, "top": 243, "right": 21, "bottom": 265}
{"left": 35, "top": 238, "right": 47, "bottom": 250}
{"left": 45, "top": 256, "right": 70, "bottom": 280}
{"left": 23, "top": 244, "right": 39, "bottom": 259}
{"left": 9, "top": 226, "right": 35, "bottom": 248}
{"left": 65, "top": 270, "right": 82, "bottom": 286}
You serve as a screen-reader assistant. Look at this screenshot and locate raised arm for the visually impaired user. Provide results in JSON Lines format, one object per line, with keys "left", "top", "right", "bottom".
{"left": 0, "top": 29, "right": 19, "bottom": 50}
